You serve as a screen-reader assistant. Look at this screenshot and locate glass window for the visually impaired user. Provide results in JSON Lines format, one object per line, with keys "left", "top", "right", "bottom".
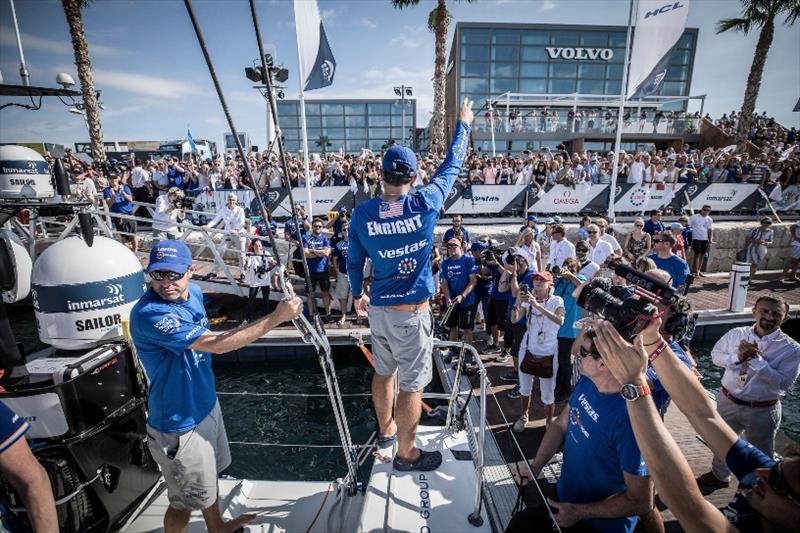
{"left": 304, "top": 103, "right": 320, "bottom": 116}
{"left": 323, "top": 115, "right": 344, "bottom": 128}
{"left": 461, "top": 77, "right": 489, "bottom": 93}
{"left": 345, "top": 140, "right": 367, "bottom": 152}
{"left": 607, "top": 49, "right": 624, "bottom": 63}
{"left": 304, "top": 115, "right": 321, "bottom": 128}
{"left": 579, "top": 63, "right": 606, "bottom": 78}
{"left": 284, "top": 140, "right": 299, "bottom": 152}
{"left": 344, "top": 103, "right": 365, "bottom": 114}
{"left": 677, "top": 33, "right": 693, "bottom": 49}
{"left": 521, "top": 62, "right": 547, "bottom": 77}
{"left": 345, "top": 115, "right": 366, "bottom": 127}
{"left": 306, "top": 128, "right": 322, "bottom": 139}
{"left": 461, "top": 29, "right": 490, "bottom": 44}
{"left": 491, "top": 78, "right": 518, "bottom": 93}
{"left": 461, "top": 62, "right": 490, "bottom": 77}
{"left": 391, "top": 128, "right": 405, "bottom": 140}
{"left": 321, "top": 103, "right": 343, "bottom": 115}
{"left": 368, "top": 139, "right": 385, "bottom": 151}
{"left": 521, "top": 31, "right": 549, "bottom": 45}
{"left": 322, "top": 127, "right": 344, "bottom": 138}
{"left": 281, "top": 128, "right": 299, "bottom": 141}
{"left": 461, "top": 45, "right": 490, "bottom": 61}
{"left": 606, "top": 63, "right": 623, "bottom": 80}
{"left": 519, "top": 78, "right": 547, "bottom": 93}
{"left": 368, "top": 103, "right": 391, "bottom": 114}
{"left": 666, "top": 65, "right": 689, "bottom": 81}
{"left": 551, "top": 30, "right": 579, "bottom": 46}
{"left": 492, "top": 46, "right": 519, "bottom": 61}
{"left": 581, "top": 32, "right": 609, "bottom": 46}
{"left": 277, "top": 102, "right": 298, "bottom": 116}
{"left": 549, "top": 79, "right": 576, "bottom": 93}
{"left": 578, "top": 79, "right": 605, "bottom": 94}
{"left": 605, "top": 80, "right": 622, "bottom": 94}
{"left": 671, "top": 49, "right": 692, "bottom": 65}
{"left": 662, "top": 81, "right": 686, "bottom": 96}
{"left": 608, "top": 32, "right": 626, "bottom": 46}
{"left": 491, "top": 62, "right": 519, "bottom": 77}
{"left": 550, "top": 62, "right": 577, "bottom": 78}
{"left": 521, "top": 47, "right": 549, "bottom": 61}
{"left": 491, "top": 30, "right": 519, "bottom": 45}
{"left": 391, "top": 101, "right": 413, "bottom": 114}
{"left": 368, "top": 115, "right": 390, "bottom": 127}
{"left": 278, "top": 115, "right": 297, "bottom": 128}
{"left": 345, "top": 127, "right": 367, "bottom": 139}
{"left": 369, "top": 128, "right": 391, "bottom": 140}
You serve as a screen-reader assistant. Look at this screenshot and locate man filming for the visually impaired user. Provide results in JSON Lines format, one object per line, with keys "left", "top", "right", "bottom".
{"left": 152, "top": 187, "right": 185, "bottom": 243}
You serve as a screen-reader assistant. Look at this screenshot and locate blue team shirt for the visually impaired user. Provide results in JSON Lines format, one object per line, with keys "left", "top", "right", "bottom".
{"left": 333, "top": 240, "right": 348, "bottom": 274}
{"left": 443, "top": 226, "right": 471, "bottom": 244}
{"left": 648, "top": 253, "right": 690, "bottom": 289}
{"left": 558, "top": 376, "right": 649, "bottom": 533}
{"left": 722, "top": 438, "right": 775, "bottom": 533}
{"left": 441, "top": 254, "right": 477, "bottom": 308}
{"left": 304, "top": 233, "right": 331, "bottom": 273}
{"left": 0, "top": 402, "right": 29, "bottom": 453}
{"left": 284, "top": 220, "right": 306, "bottom": 242}
{"left": 553, "top": 274, "right": 586, "bottom": 338}
{"left": 489, "top": 264, "right": 511, "bottom": 301}
{"left": 643, "top": 220, "right": 665, "bottom": 236}
{"left": 103, "top": 185, "right": 133, "bottom": 214}
{"left": 347, "top": 121, "right": 471, "bottom": 304}
{"left": 130, "top": 283, "right": 216, "bottom": 433}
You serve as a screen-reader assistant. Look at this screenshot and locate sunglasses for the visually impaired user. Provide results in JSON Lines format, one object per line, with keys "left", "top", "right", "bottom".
{"left": 652, "top": 239, "right": 664, "bottom": 244}
{"left": 635, "top": 224, "right": 644, "bottom": 227}
{"left": 579, "top": 346, "right": 601, "bottom": 360}
{"left": 588, "top": 231, "right": 598, "bottom": 234}
{"left": 769, "top": 460, "right": 800, "bottom": 508}
{"left": 149, "top": 270, "right": 185, "bottom": 281}
{"left": 313, "top": 225, "right": 323, "bottom": 229}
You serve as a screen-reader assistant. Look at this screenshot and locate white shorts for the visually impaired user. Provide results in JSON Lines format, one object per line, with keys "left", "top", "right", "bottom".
{"left": 146, "top": 401, "right": 230, "bottom": 511}
{"left": 334, "top": 271, "right": 351, "bottom": 300}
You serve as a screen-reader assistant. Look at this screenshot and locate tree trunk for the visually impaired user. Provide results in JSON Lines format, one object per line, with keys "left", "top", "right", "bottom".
{"left": 431, "top": 0, "right": 448, "bottom": 155}
{"left": 62, "top": 0, "right": 104, "bottom": 161}
{"left": 738, "top": 15, "right": 774, "bottom": 138}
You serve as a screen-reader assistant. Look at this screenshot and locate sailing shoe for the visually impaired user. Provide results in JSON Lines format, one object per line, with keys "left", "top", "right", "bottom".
{"left": 484, "top": 343, "right": 501, "bottom": 354}
{"left": 513, "top": 415, "right": 528, "bottom": 433}
{"left": 495, "top": 350, "right": 512, "bottom": 363}
{"left": 499, "top": 370, "right": 519, "bottom": 383}
{"left": 696, "top": 471, "right": 730, "bottom": 489}
{"left": 506, "top": 386, "right": 522, "bottom": 400}
{"left": 393, "top": 449, "right": 443, "bottom": 472}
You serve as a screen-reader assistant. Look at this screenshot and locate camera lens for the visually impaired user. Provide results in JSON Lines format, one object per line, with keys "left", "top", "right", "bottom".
{"left": 550, "top": 265, "right": 561, "bottom": 276}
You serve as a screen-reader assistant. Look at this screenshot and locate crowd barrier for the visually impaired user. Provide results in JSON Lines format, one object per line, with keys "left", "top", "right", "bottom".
{"left": 186, "top": 182, "right": 785, "bottom": 219}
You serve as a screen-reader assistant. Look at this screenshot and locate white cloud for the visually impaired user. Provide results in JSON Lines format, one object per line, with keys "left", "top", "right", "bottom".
{"left": 389, "top": 36, "right": 423, "bottom": 49}
{"left": 321, "top": 8, "right": 335, "bottom": 20}
{"left": 0, "top": 27, "right": 120, "bottom": 57}
{"left": 92, "top": 69, "right": 206, "bottom": 99}
{"left": 360, "top": 18, "right": 377, "bottom": 29}
{"left": 541, "top": 0, "right": 557, "bottom": 11}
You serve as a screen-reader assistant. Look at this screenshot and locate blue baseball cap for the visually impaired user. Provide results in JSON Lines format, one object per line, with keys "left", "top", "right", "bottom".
{"left": 147, "top": 241, "right": 193, "bottom": 274}
{"left": 527, "top": 215, "right": 537, "bottom": 222}
{"left": 382, "top": 145, "right": 417, "bottom": 178}
{"left": 469, "top": 242, "right": 487, "bottom": 252}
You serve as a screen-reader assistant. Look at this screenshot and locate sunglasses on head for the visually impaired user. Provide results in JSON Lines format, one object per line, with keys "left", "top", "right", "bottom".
{"left": 149, "top": 270, "right": 185, "bottom": 281}
{"left": 579, "top": 346, "right": 601, "bottom": 360}
{"left": 769, "top": 460, "right": 800, "bottom": 508}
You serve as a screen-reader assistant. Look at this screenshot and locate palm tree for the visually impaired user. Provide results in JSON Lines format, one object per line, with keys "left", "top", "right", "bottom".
{"left": 391, "top": 0, "right": 474, "bottom": 155}
{"left": 62, "top": 0, "right": 104, "bottom": 161}
{"left": 716, "top": 0, "right": 800, "bottom": 137}
{"left": 315, "top": 135, "right": 332, "bottom": 156}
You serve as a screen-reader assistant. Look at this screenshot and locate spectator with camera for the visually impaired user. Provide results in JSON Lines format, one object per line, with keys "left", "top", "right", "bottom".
{"left": 245, "top": 238, "right": 277, "bottom": 323}
{"left": 103, "top": 173, "right": 138, "bottom": 253}
{"left": 546, "top": 224, "right": 574, "bottom": 271}
{"left": 304, "top": 218, "right": 333, "bottom": 319}
{"left": 516, "top": 228, "right": 542, "bottom": 272}
{"left": 152, "top": 187, "right": 185, "bottom": 243}
{"left": 575, "top": 239, "right": 600, "bottom": 280}
{"left": 285, "top": 203, "right": 311, "bottom": 278}
{"left": 648, "top": 231, "right": 690, "bottom": 292}
{"left": 502, "top": 253, "right": 538, "bottom": 400}
{"left": 440, "top": 237, "right": 478, "bottom": 344}
{"left": 443, "top": 215, "right": 470, "bottom": 246}
{"left": 469, "top": 241, "right": 494, "bottom": 331}
{"left": 70, "top": 164, "right": 98, "bottom": 207}
{"left": 202, "top": 193, "right": 247, "bottom": 280}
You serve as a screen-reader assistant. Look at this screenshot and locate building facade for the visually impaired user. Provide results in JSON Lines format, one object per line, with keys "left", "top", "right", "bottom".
{"left": 276, "top": 99, "right": 417, "bottom": 154}
{"left": 444, "top": 23, "right": 699, "bottom": 155}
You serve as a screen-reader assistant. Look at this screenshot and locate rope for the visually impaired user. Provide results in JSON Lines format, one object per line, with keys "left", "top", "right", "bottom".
{"left": 304, "top": 482, "right": 332, "bottom": 533}
{"left": 218, "top": 391, "right": 372, "bottom": 398}
{"left": 228, "top": 441, "right": 375, "bottom": 449}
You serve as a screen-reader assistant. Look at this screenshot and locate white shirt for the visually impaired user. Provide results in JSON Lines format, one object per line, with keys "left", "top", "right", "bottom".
{"left": 70, "top": 178, "right": 97, "bottom": 204}
{"left": 152, "top": 194, "right": 181, "bottom": 232}
{"left": 601, "top": 233, "right": 621, "bottom": 252}
{"left": 517, "top": 242, "right": 540, "bottom": 270}
{"left": 689, "top": 214, "right": 713, "bottom": 241}
{"left": 247, "top": 252, "right": 275, "bottom": 287}
{"left": 207, "top": 203, "right": 246, "bottom": 233}
{"left": 578, "top": 259, "right": 600, "bottom": 279}
{"left": 589, "top": 239, "right": 614, "bottom": 266}
{"left": 628, "top": 161, "right": 645, "bottom": 184}
{"left": 521, "top": 295, "right": 564, "bottom": 356}
{"left": 130, "top": 166, "right": 151, "bottom": 188}
{"left": 712, "top": 326, "right": 800, "bottom": 402}
{"left": 537, "top": 232, "right": 553, "bottom": 264}
{"left": 548, "top": 238, "right": 575, "bottom": 269}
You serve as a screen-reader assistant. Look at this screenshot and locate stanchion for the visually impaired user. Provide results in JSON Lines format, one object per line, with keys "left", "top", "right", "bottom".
{"left": 727, "top": 262, "right": 750, "bottom": 312}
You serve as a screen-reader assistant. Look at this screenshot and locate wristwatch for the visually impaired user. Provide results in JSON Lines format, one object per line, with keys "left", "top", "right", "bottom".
{"left": 620, "top": 383, "right": 651, "bottom": 402}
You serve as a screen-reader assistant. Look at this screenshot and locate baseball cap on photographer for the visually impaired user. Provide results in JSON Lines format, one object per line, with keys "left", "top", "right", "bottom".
{"left": 469, "top": 242, "right": 487, "bottom": 252}
{"left": 382, "top": 145, "right": 417, "bottom": 179}
{"left": 147, "top": 241, "right": 193, "bottom": 274}
{"left": 533, "top": 271, "right": 554, "bottom": 282}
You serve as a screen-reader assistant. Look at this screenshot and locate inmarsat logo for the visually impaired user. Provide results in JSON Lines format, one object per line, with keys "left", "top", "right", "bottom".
{"left": 107, "top": 283, "right": 122, "bottom": 295}
{"left": 321, "top": 60, "right": 335, "bottom": 83}
{"left": 267, "top": 191, "right": 280, "bottom": 204}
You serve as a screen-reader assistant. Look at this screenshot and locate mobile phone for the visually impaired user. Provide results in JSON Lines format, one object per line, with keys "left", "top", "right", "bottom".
{"left": 520, "top": 283, "right": 530, "bottom": 296}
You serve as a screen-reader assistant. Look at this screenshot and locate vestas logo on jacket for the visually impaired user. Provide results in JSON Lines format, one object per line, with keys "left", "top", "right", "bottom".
{"left": 644, "top": 1, "right": 685, "bottom": 18}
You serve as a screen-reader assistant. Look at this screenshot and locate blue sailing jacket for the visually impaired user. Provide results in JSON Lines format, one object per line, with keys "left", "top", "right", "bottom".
{"left": 347, "top": 121, "right": 471, "bottom": 305}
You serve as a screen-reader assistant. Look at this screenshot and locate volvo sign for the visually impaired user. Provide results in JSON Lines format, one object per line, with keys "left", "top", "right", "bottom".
{"left": 545, "top": 47, "right": 614, "bottom": 61}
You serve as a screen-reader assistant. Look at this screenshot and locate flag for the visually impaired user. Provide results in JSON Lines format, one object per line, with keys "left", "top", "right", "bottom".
{"left": 626, "top": 0, "right": 690, "bottom": 98}
{"left": 187, "top": 128, "right": 198, "bottom": 152}
{"left": 294, "top": 0, "right": 336, "bottom": 91}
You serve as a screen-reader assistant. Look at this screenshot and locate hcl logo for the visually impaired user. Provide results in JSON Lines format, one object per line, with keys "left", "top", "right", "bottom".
{"left": 644, "top": 1, "right": 685, "bottom": 18}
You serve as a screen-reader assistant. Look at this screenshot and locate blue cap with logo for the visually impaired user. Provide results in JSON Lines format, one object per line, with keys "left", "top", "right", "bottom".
{"left": 469, "top": 242, "right": 487, "bottom": 252}
{"left": 527, "top": 214, "right": 537, "bottom": 222}
{"left": 147, "top": 240, "right": 193, "bottom": 274}
{"left": 382, "top": 145, "right": 417, "bottom": 178}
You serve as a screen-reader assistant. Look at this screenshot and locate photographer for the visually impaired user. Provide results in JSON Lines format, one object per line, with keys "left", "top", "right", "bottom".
{"left": 152, "top": 187, "right": 185, "bottom": 242}
{"left": 245, "top": 239, "right": 276, "bottom": 322}
{"left": 593, "top": 316, "right": 800, "bottom": 533}
{"left": 575, "top": 240, "right": 600, "bottom": 280}
{"left": 547, "top": 224, "right": 575, "bottom": 271}
{"left": 483, "top": 245, "right": 510, "bottom": 356}
{"left": 470, "top": 242, "right": 494, "bottom": 333}
{"left": 285, "top": 203, "right": 311, "bottom": 278}
{"left": 553, "top": 257, "right": 586, "bottom": 402}
{"left": 511, "top": 271, "right": 564, "bottom": 430}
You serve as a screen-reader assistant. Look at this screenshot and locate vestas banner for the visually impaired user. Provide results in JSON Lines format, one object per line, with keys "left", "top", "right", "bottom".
{"left": 627, "top": 0, "right": 690, "bottom": 98}
{"left": 294, "top": 0, "right": 336, "bottom": 91}
{"left": 445, "top": 184, "right": 527, "bottom": 214}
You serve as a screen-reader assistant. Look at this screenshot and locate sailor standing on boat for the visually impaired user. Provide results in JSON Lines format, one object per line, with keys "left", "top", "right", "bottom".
{"left": 348, "top": 98, "right": 474, "bottom": 472}
{"left": 130, "top": 240, "right": 302, "bottom": 533}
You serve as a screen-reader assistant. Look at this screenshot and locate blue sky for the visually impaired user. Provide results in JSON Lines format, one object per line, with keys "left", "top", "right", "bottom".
{"left": 1, "top": 0, "right": 798, "bottom": 150}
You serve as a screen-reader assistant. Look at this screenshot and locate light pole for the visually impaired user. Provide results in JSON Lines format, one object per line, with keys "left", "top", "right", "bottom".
{"left": 394, "top": 85, "right": 413, "bottom": 146}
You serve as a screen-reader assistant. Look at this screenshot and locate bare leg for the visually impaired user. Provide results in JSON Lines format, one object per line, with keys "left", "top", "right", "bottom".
{"left": 750, "top": 264, "right": 757, "bottom": 280}
{"left": 338, "top": 298, "right": 348, "bottom": 325}
{"left": 322, "top": 291, "right": 332, "bottom": 315}
{"left": 491, "top": 325, "right": 499, "bottom": 345}
{"left": 465, "top": 328, "right": 473, "bottom": 344}
{"left": 200, "top": 497, "right": 255, "bottom": 533}
{"left": 519, "top": 395, "right": 532, "bottom": 421}
{"left": 372, "top": 373, "right": 397, "bottom": 437}
{"left": 164, "top": 505, "right": 191, "bottom": 533}
{"left": 395, "top": 390, "right": 423, "bottom": 462}
{"left": 543, "top": 403, "right": 554, "bottom": 428}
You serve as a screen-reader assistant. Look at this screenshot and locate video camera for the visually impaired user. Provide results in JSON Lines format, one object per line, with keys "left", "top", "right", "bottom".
{"left": 577, "top": 264, "right": 694, "bottom": 343}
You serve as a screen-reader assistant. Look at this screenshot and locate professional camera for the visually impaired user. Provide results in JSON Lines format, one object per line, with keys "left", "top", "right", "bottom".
{"left": 550, "top": 265, "right": 561, "bottom": 276}
{"left": 577, "top": 264, "right": 694, "bottom": 342}
{"left": 503, "top": 247, "right": 517, "bottom": 265}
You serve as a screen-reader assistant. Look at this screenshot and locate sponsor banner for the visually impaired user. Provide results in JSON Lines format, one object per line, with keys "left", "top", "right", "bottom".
{"left": 682, "top": 183, "right": 760, "bottom": 212}
{"left": 613, "top": 183, "right": 685, "bottom": 213}
{"left": 191, "top": 189, "right": 256, "bottom": 217}
{"left": 763, "top": 183, "right": 800, "bottom": 212}
{"left": 275, "top": 186, "right": 353, "bottom": 217}
{"left": 442, "top": 181, "right": 467, "bottom": 212}
{"left": 445, "top": 184, "right": 528, "bottom": 214}
{"left": 32, "top": 270, "right": 146, "bottom": 315}
{"left": 528, "top": 184, "right": 609, "bottom": 213}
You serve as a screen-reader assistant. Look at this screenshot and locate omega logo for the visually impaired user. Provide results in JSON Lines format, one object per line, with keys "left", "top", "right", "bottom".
{"left": 545, "top": 47, "right": 614, "bottom": 61}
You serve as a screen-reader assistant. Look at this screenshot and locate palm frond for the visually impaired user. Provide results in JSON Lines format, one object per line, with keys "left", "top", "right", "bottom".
{"left": 716, "top": 16, "right": 751, "bottom": 34}
{"left": 782, "top": 0, "right": 800, "bottom": 25}
{"left": 390, "top": 0, "right": 421, "bottom": 10}
{"left": 428, "top": 5, "right": 451, "bottom": 32}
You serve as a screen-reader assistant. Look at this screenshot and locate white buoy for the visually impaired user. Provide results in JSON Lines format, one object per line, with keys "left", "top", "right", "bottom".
{"left": 31, "top": 236, "right": 146, "bottom": 350}
{"left": 727, "top": 262, "right": 750, "bottom": 312}
{"left": 0, "top": 145, "right": 55, "bottom": 201}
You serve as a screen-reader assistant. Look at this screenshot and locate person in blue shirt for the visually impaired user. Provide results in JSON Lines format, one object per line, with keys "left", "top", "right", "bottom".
{"left": 304, "top": 219, "right": 333, "bottom": 317}
{"left": 440, "top": 237, "right": 478, "bottom": 344}
{"left": 165, "top": 157, "right": 187, "bottom": 190}
{"left": 519, "top": 214, "right": 539, "bottom": 237}
{"left": 130, "top": 240, "right": 301, "bottom": 532}
{"left": 103, "top": 173, "right": 138, "bottom": 252}
{"left": 327, "top": 206, "right": 349, "bottom": 248}
{"left": 347, "top": 98, "right": 473, "bottom": 472}
{"left": 332, "top": 224, "right": 351, "bottom": 327}
{"left": 507, "top": 330, "right": 654, "bottom": 533}
{"left": 469, "top": 241, "right": 493, "bottom": 334}
{"left": 284, "top": 203, "right": 311, "bottom": 278}
{"left": 0, "top": 402, "right": 57, "bottom": 532}
{"left": 648, "top": 231, "right": 690, "bottom": 292}
{"left": 643, "top": 210, "right": 665, "bottom": 236}
{"left": 443, "top": 214, "right": 471, "bottom": 246}
{"left": 593, "top": 319, "right": 800, "bottom": 533}
{"left": 552, "top": 257, "right": 587, "bottom": 402}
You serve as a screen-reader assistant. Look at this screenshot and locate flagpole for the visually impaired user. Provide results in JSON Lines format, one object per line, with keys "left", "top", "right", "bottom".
{"left": 294, "top": 13, "right": 313, "bottom": 224}
{"left": 608, "top": 0, "right": 637, "bottom": 223}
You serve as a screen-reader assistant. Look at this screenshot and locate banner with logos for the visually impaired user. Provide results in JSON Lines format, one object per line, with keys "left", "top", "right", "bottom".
{"left": 527, "top": 184, "right": 610, "bottom": 213}
{"left": 190, "top": 189, "right": 255, "bottom": 217}
{"left": 272, "top": 186, "right": 354, "bottom": 217}
{"left": 445, "top": 184, "right": 528, "bottom": 214}
{"left": 680, "top": 183, "right": 761, "bottom": 212}
{"left": 613, "top": 183, "right": 685, "bottom": 213}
